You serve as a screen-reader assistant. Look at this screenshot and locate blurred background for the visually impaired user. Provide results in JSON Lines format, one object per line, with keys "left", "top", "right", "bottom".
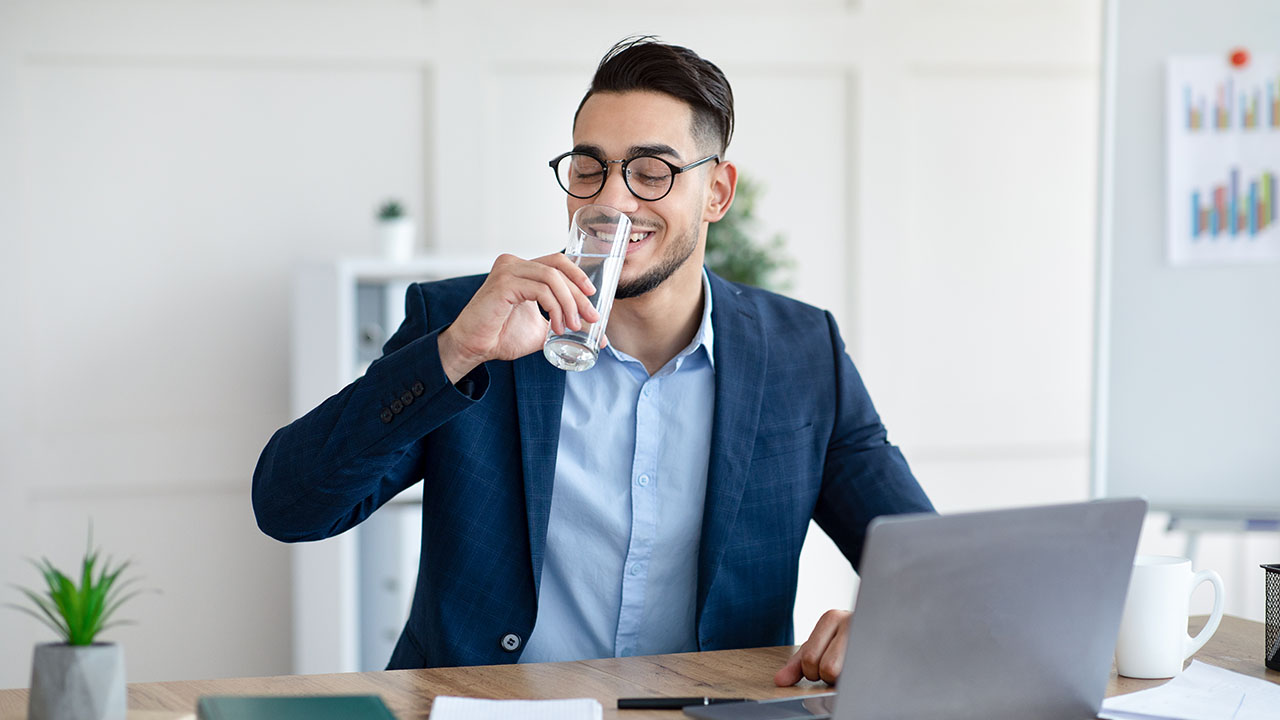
{"left": 1, "top": 0, "right": 1276, "bottom": 689}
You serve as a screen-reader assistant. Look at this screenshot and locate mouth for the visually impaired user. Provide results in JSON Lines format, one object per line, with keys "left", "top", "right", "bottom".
{"left": 626, "top": 230, "right": 655, "bottom": 253}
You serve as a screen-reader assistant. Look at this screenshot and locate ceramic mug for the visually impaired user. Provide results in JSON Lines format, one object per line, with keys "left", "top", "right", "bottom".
{"left": 1114, "top": 555, "right": 1224, "bottom": 679}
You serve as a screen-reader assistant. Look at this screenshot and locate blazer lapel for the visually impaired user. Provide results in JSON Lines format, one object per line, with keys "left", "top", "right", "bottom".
{"left": 513, "top": 351, "right": 566, "bottom": 597}
{"left": 697, "top": 273, "right": 767, "bottom": 626}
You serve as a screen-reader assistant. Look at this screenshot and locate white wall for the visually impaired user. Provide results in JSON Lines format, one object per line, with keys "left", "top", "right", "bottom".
{"left": 1, "top": 0, "right": 1274, "bottom": 690}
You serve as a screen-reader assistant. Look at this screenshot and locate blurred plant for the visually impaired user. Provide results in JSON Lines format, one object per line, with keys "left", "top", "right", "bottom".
{"left": 376, "top": 200, "right": 405, "bottom": 222}
{"left": 9, "top": 528, "right": 144, "bottom": 645}
{"left": 705, "top": 173, "right": 793, "bottom": 291}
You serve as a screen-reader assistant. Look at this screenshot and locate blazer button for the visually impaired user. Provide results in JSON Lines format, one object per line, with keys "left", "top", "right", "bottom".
{"left": 380, "top": 408, "right": 394, "bottom": 424}
{"left": 499, "top": 633, "right": 522, "bottom": 652}
{"left": 391, "top": 399, "right": 404, "bottom": 414}
{"left": 411, "top": 381, "right": 425, "bottom": 397}
{"left": 400, "top": 391, "right": 414, "bottom": 406}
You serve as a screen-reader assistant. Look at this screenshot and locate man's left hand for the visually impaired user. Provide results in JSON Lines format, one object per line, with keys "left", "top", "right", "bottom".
{"left": 774, "top": 609, "right": 851, "bottom": 686}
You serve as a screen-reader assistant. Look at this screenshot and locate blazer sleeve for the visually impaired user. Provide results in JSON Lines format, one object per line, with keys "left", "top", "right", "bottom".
{"left": 812, "top": 310, "right": 934, "bottom": 571}
{"left": 251, "top": 282, "right": 490, "bottom": 542}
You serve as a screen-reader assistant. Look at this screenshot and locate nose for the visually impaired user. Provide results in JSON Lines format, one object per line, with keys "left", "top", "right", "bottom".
{"left": 595, "top": 164, "right": 641, "bottom": 213}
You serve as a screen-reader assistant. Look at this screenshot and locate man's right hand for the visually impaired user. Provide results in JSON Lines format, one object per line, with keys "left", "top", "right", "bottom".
{"left": 437, "top": 253, "right": 600, "bottom": 383}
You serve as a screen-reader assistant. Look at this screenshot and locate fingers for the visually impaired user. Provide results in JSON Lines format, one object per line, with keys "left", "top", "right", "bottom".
{"left": 536, "top": 253, "right": 601, "bottom": 324}
{"left": 447, "top": 252, "right": 608, "bottom": 366}
{"left": 774, "top": 650, "right": 805, "bottom": 687}
{"left": 774, "top": 609, "right": 851, "bottom": 687}
{"left": 816, "top": 618, "right": 849, "bottom": 684}
{"left": 538, "top": 252, "right": 597, "bottom": 298}
{"left": 501, "top": 256, "right": 597, "bottom": 335}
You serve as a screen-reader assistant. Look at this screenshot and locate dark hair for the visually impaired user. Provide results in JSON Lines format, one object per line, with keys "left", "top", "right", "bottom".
{"left": 575, "top": 36, "right": 735, "bottom": 155}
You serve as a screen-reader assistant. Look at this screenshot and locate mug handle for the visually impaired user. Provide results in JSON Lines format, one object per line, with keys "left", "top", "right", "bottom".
{"left": 1183, "top": 569, "right": 1225, "bottom": 660}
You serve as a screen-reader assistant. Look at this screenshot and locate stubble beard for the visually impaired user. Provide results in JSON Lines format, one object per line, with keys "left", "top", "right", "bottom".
{"left": 615, "top": 221, "right": 701, "bottom": 299}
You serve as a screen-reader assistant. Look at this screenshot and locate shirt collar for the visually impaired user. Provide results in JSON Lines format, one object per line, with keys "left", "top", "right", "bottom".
{"left": 691, "top": 268, "right": 715, "bottom": 368}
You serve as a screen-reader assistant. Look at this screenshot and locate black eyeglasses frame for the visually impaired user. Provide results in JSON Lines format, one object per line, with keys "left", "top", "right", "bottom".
{"left": 548, "top": 151, "right": 721, "bottom": 202}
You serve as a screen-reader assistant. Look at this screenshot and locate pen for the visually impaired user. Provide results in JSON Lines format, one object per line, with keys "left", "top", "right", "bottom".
{"left": 617, "top": 697, "right": 749, "bottom": 710}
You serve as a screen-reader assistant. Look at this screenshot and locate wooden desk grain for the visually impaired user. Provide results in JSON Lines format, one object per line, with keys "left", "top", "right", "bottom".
{"left": 2, "top": 616, "right": 1275, "bottom": 719}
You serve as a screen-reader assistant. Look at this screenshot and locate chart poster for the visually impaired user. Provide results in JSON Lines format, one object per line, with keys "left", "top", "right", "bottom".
{"left": 1166, "top": 54, "right": 1280, "bottom": 265}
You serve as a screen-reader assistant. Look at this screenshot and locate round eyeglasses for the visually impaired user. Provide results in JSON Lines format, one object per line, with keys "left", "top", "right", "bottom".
{"left": 549, "top": 152, "right": 720, "bottom": 202}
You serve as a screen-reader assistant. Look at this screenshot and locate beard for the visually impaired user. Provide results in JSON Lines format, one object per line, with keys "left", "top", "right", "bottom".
{"left": 615, "top": 221, "right": 700, "bottom": 299}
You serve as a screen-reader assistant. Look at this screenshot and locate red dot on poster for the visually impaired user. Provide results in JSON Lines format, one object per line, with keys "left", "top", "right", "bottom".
{"left": 1229, "top": 48, "right": 1249, "bottom": 68}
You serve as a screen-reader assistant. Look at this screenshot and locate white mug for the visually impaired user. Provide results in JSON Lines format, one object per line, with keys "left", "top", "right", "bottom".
{"left": 1114, "top": 555, "right": 1224, "bottom": 678}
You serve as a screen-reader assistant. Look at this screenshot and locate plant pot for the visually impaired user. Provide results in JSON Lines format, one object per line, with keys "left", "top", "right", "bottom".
{"left": 378, "top": 218, "right": 416, "bottom": 262}
{"left": 28, "top": 642, "right": 126, "bottom": 720}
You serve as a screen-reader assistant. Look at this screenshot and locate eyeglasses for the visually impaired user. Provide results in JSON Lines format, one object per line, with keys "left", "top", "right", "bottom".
{"left": 549, "top": 152, "right": 720, "bottom": 202}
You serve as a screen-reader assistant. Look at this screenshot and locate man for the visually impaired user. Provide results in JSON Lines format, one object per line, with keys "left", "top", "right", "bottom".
{"left": 252, "top": 37, "right": 932, "bottom": 687}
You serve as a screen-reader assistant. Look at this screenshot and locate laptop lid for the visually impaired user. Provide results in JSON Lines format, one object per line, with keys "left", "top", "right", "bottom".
{"left": 834, "top": 498, "right": 1146, "bottom": 720}
{"left": 685, "top": 498, "right": 1146, "bottom": 720}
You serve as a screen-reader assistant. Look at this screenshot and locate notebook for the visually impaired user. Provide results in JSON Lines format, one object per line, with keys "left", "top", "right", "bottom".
{"left": 428, "top": 696, "right": 602, "bottom": 720}
{"left": 196, "top": 695, "right": 396, "bottom": 720}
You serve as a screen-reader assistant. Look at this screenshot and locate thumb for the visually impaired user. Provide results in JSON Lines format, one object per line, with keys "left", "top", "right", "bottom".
{"left": 774, "top": 650, "right": 804, "bottom": 687}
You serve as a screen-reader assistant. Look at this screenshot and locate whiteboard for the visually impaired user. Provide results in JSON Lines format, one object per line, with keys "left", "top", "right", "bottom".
{"left": 1093, "top": 0, "right": 1280, "bottom": 518}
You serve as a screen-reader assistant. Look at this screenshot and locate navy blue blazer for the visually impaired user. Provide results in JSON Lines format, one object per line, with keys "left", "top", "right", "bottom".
{"left": 252, "top": 269, "right": 932, "bottom": 669}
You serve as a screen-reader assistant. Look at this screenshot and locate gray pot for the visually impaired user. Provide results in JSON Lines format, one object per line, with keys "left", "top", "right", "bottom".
{"left": 28, "top": 643, "right": 126, "bottom": 720}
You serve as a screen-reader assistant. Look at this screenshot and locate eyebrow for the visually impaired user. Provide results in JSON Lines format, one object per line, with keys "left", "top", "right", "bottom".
{"left": 572, "top": 143, "right": 684, "bottom": 162}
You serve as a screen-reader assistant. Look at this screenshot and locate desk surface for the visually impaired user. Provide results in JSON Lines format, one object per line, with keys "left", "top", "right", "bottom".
{"left": 2, "top": 616, "right": 1275, "bottom": 719}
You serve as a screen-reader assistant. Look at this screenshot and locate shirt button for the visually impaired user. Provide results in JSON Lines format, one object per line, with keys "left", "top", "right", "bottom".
{"left": 637, "top": 474, "right": 651, "bottom": 487}
{"left": 500, "top": 633, "right": 522, "bottom": 652}
{"left": 642, "top": 385, "right": 653, "bottom": 398}
{"left": 629, "top": 563, "right": 643, "bottom": 577}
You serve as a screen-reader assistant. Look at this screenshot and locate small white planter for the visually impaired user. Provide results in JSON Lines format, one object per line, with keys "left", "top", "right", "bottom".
{"left": 378, "top": 218, "right": 416, "bottom": 263}
{"left": 28, "top": 643, "right": 126, "bottom": 720}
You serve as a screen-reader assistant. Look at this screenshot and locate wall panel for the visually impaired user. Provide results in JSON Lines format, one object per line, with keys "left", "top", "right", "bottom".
{"left": 22, "top": 489, "right": 290, "bottom": 683}
{"left": 4, "top": 52, "right": 427, "bottom": 685}
{"left": 880, "top": 70, "right": 1098, "bottom": 454}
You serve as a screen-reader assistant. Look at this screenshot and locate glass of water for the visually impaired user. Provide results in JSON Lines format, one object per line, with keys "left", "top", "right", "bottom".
{"left": 543, "top": 204, "right": 630, "bottom": 371}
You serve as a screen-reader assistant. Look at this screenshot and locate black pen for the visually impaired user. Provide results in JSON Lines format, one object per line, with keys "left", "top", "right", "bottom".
{"left": 618, "top": 697, "right": 750, "bottom": 710}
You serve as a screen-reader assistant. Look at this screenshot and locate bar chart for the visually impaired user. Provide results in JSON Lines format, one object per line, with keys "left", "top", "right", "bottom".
{"left": 1181, "top": 75, "right": 1280, "bottom": 131}
{"left": 1190, "top": 168, "right": 1277, "bottom": 239}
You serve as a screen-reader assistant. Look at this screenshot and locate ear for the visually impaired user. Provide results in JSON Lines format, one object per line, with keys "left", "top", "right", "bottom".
{"left": 703, "top": 159, "right": 738, "bottom": 223}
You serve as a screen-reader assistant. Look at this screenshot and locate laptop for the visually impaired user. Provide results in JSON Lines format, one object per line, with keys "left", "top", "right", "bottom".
{"left": 686, "top": 498, "right": 1147, "bottom": 720}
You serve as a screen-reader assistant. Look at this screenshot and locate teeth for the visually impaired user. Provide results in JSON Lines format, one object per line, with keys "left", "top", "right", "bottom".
{"left": 628, "top": 232, "right": 648, "bottom": 243}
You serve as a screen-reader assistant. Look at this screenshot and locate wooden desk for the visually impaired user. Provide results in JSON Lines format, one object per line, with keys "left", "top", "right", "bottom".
{"left": 2, "top": 616, "right": 1275, "bottom": 719}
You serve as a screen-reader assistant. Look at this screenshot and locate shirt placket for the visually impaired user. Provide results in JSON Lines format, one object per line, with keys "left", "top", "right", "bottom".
{"left": 614, "top": 373, "right": 661, "bottom": 656}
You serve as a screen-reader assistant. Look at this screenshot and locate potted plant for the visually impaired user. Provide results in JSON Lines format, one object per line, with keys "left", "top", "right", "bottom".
{"left": 10, "top": 533, "right": 142, "bottom": 720}
{"left": 376, "top": 199, "right": 416, "bottom": 262}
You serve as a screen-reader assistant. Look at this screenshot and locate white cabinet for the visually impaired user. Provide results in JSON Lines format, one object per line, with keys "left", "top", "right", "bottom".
{"left": 289, "top": 255, "right": 491, "bottom": 674}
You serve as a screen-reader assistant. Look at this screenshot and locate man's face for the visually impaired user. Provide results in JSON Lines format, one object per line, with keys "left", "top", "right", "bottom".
{"left": 568, "top": 91, "right": 719, "bottom": 298}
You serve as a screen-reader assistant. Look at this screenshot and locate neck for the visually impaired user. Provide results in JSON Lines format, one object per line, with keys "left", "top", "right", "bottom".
{"left": 606, "top": 255, "right": 706, "bottom": 376}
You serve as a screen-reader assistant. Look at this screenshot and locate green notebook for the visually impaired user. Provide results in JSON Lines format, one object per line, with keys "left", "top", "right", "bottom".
{"left": 196, "top": 695, "right": 397, "bottom": 720}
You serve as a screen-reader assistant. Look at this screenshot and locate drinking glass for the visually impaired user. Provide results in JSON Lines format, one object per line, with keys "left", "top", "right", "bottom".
{"left": 543, "top": 204, "right": 630, "bottom": 371}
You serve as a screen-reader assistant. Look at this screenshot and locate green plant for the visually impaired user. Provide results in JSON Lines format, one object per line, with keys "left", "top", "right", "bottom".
{"left": 377, "top": 200, "right": 405, "bottom": 222}
{"left": 705, "top": 173, "right": 793, "bottom": 291}
{"left": 9, "top": 531, "right": 142, "bottom": 645}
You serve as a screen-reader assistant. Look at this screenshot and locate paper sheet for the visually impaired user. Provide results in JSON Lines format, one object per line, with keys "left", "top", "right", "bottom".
{"left": 1099, "top": 660, "right": 1280, "bottom": 720}
{"left": 428, "top": 696, "right": 602, "bottom": 720}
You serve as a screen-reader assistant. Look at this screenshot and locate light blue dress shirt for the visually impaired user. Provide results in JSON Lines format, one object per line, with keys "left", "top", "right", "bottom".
{"left": 520, "top": 271, "right": 716, "bottom": 662}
